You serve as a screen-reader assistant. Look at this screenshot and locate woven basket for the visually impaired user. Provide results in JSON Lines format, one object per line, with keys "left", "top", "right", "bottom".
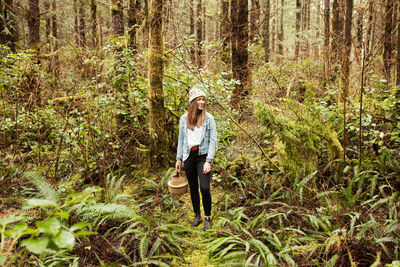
{"left": 168, "top": 171, "right": 188, "bottom": 195}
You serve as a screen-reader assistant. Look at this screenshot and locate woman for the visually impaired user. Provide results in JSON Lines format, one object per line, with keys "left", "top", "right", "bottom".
{"left": 176, "top": 86, "right": 217, "bottom": 231}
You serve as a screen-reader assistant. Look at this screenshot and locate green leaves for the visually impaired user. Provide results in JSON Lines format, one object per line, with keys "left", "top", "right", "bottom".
{"left": 21, "top": 237, "right": 49, "bottom": 254}
{"left": 53, "top": 230, "right": 75, "bottom": 250}
{"left": 36, "top": 218, "right": 61, "bottom": 236}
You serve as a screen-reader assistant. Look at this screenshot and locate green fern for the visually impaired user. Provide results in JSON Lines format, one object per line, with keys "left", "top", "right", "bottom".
{"left": 23, "top": 171, "right": 59, "bottom": 203}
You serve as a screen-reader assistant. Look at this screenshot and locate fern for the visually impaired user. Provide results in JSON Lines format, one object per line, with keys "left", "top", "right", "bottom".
{"left": 139, "top": 235, "right": 149, "bottom": 260}
{"left": 23, "top": 171, "right": 59, "bottom": 203}
{"left": 76, "top": 203, "right": 137, "bottom": 220}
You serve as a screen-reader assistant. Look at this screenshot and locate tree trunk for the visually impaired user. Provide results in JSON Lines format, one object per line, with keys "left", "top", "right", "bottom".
{"left": 143, "top": 0, "right": 149, "bottom": 48}
{"left": 230, "top": 0, "right": 250, "bottom": 111}
{"left": 324, "top": 0, "right": 330, "bottom": 82}
{"left": 365, "top": 0, "right": 374, "bottom": 57}
{"left": 355, "top": 6, "right": 363, "bottom": 62}
{"left": 28, "top": 0, "right": 40, "bottom": 49}
{"left": 331, "top": 0, "right": 344, "bottom": 79}
{"left": 45, "top": 0, "right": 50, "bottom": 44}
{"left": 397, "top": 2, "right": 400, "bottom": 86}
{"left": 220, "top": 0, "right": 230, "bottom": 65}
{"left": 278, "top": 0, "right": 284, "bottom": 55}
{"left": 195, "top": 0, "right": 203, "bottom": 67}
{"left": 271, "top": 0, "right": 276, "bottom": 55}
{"left": 189, "top": 0, "right": 195, "bottom": 63}
{"left": 91, "top": 0, "right": 98, "bottom": 48}
{"left": 295, "top": 0, "right": 301, "bottom": 58}
{"left": 111, "top": 0, "right": 124, "bottom": 35}
{"left": 0, "top": 0, "right": 18, "bottom": 51}
{"left": 148, "top": 0, "right": 168, "bottom": 169}
{"left": 264, "top": 0, "right": 270, "bottom": 62}
{"left": 383, "top": 0, "right": 394, "bottom": 83}
{"left": 250, "top": 0, "right": 260, "bottom": 42}
{"left": 79, "top": 0, "right": 86, "bottom": 47}
{"left": 342, "top": 0, "right": 353, "bottom": 99}
{"left": 128, "top": 0, "right": 141, "bottom": 50}
{"left": 52, "top": 0, "right": 57, "bottom": 50}
{"left": 73, "top": 0, "right": 79, "bottom": 46}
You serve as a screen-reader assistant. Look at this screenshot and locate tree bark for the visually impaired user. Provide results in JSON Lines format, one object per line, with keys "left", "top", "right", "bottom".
{"left": 91, "top": 0, "right": 98, "bottom": 48}
{"left": 331, "top": 0, "right": 344, "bottom": 78}
{"left": 230, "top": 0, "right": 250, "bottom": 111}
{"left": 341, "top": 0, "right": 353, "bottom": 99}
{"left": 111, "top": 0, "right": 124, "bottom": 35}
{"left": 324, "top": 0, "right": 330, "bottom": 82}
{"left": 0, "top": 0, "right": 18, "bottom": 51}
{"left": 365, "top": 0, "right": 374, "bottom": 57}
{"left": 278, "top": 0, "right": 284, "bottom": 55}
{"left": 28, "top": 0, "right": 40, "bottom": 49}
{"left": 128, "top": 0, "right": 141, "bottom": 50}
{"left": 45, "top": 0, "right": 50, "bottom": 44}
{"left": 264, "top": 0, "right": 270, "bottom": 62}
{"left": 383, "top": 0, "right": 394, "bottom": 83}
{"left": 73, "top": 0, "right": 79, "bottom": 46}
{"left": 195, "top": 0, "right": 203, "bottom": 67}
{"left": 79, "top": 0, "right": 86, "bottom": 47}
{"left": 397, "top": 2, "right": 400, "bottom": 86}
{"left": 220, "top": 0, "right": 230, "bottom": 65}
{"left": 189, "top": 0, "right": 195, "bottom": 63}
{"left": 148, "top": 0, "right": 168, "bottom": 168}
{"left": 52, "top": 0, "right": 57, "bottom": 50}
{"left": 250, "top": 0, "right": 260, "bottom": 42}
{"left": 295, "top": 0, "right": 301, "bottom": 58}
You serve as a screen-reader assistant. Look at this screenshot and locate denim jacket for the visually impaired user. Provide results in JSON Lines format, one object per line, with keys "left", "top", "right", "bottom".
{"left": 176, "top": 112, "right": 217, "bottom": 163}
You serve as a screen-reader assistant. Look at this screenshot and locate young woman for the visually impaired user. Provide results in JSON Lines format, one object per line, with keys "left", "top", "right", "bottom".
{"left": 175, "top": 86, "right": 217, "bottom": 231}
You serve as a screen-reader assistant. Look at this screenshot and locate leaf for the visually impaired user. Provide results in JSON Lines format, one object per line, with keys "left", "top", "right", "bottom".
{"left": 21, "top": 237, "right": 49, "bottom": 254}
{"left": 4, "top": 223, "right": 28, "bottom": 238}
{"left": 75, "top": 230, "right": 96, "bottom": 237}
{"left": 70, "top": 222, "right": 91, "bottom": 232}
{"left": 24, "top": 199, "right": 57, "bottom": 208}
{"left": 139, "top": 235, "right": 149, "bottom": 260}
{"left": 148, "top": 237, "right": 161, "bottom": 258}
{"left": 0, "top": 254, "right": 6, "bottom": 265}
{"left": 36, "top": 218, "right": 61, "bottom": 236}
{"left": 0, "top": 214, "right": 25, "bottom": 226}
{"left": 52, "top": 230, "right": 75, "bottom": 250}
{"left": 23, "top": 171, "right": 59, "bottom": 203}
{"left": 54, "top": 212, "right": 69, "bottom": 220}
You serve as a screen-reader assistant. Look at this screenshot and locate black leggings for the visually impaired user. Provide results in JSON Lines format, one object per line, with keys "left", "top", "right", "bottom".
{"left": 184, "top": 150, "right": 212, "bottom": 217}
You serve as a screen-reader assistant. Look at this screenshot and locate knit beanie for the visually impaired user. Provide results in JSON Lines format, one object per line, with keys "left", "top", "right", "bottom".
{"left": 189, "top": 86, "right": 206, "bottom": 103}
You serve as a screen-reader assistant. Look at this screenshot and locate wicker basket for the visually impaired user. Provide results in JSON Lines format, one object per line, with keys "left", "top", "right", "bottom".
{"left": 168, "top": 171, "right": 188, "bottom": 195}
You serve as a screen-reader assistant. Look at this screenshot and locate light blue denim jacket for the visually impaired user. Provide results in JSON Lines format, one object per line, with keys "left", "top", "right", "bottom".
{"left": 176, "top": 112, "right": 217, "bottom": 163}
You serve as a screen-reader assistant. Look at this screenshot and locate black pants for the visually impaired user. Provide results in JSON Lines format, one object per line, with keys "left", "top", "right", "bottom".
{"left": 184, "top": 150, "right": 212, "bottom": 217}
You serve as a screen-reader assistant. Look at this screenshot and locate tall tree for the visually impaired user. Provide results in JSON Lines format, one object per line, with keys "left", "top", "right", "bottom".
{"left": 278, "top": 0, "right": 284, "bottom": 55}
{"left": 331, "top": 0, "right": 344, "bottom": 78}
{"left": 189, "top": 0, "right": 195, "bottom": 63}
{"left": 91, "top": 0, "right": 98, "bottom": 48}
{"left": 0, "top": 0, "right": 18, "bottom": 51}
{"left": 128, "top": 0, "right": 141, "bottom": 50}
{"left": 397, "top": 2, "right": 400, "bottom": 87}
{"left": 79, "top": 0, "right": 86, "bottom": 47}
{"left": 264, "top": 0, "right": 270, "bottom": 62}
{"left": 73, "top": 0, "right": 79, "bottom": 46}
{"left": 111, "top": 0, "right": 124, "bottom": 35}
{"left": 295, "top": 0, "right": 301, "bottom": 58}
{"left": 383, "top": 0, "right": 394, "bottom": 83}
{"left": 230, "top": 0, "right": 250, "bottom": 110}
{"left": 195, "top": 0, "right": 203, "bottom": 67}
{"left": 52, "top": 0, "right": 57, "bottom": 51}
{"left": 220, "top": 0, "right": 230, "bottom": 65}
{"left": 250, "top": 0, "right": 260, "bottom": 42}
{"left": 45, "top": 0, "right": 50, "bottom": 44}
{"left": 148, "top": 0, "right": 168, "bottom": 168}
{"left": 324, "top": 0, "right": 330, "bottom": 82}
{"left": 365, "top": 0, "right": 374, "bottom": 57}
{"left": 28, "top": 0, "right": 40, "bottom": 49}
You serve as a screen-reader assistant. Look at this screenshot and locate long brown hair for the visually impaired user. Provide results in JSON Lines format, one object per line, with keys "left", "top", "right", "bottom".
{"left": 187, "top": 98, "right": 206, "bottom": 130}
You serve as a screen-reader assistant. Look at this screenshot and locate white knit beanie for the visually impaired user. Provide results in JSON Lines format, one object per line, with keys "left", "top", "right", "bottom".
{"left": 189, "top": 86, "right": 206, "bottom": 103}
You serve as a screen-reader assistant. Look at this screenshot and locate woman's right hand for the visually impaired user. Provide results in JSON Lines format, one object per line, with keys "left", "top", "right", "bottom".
{"left": 175, "top": 160, "right": 182, "bottom": 172}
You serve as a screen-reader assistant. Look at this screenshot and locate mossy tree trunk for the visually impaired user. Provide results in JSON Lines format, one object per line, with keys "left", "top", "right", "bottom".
{"left": 230, "top": 0, "right": 250, "bottom": 111}
{"left": 28, "top": 0, "right": 40, "bottom": 50}
{"left": 0, "top": 0, "right": 18, "bottom": 51}
{"left": 195, "top": 0, "right": 203, "bottom": 67}
{"left": 79, "top": 0, "right": 86, "bottom": 47}
{"left": 383, "top": 0, "right": 393, "bottom": 83}
{"left": 91, "top": 0, "right": 98, "bottom": 48}
{"left": 323, "top": 0, "right": 330, "bottom": 82}
{"left": 128, "top": 0, "right": 141, "bottom": 50}
{"left": 148, "top": 0, "right": 168, "bottom": 169}
{"left": 111, "top": 0, "right": 124, "bottom": 35}
{"left": 295, "top": 0, "right": 301, "bottom": 58}
{"left": 264, "top": 0, "right": 270, "bottom": 63}
{"left": 220, "top": 0, "right": 230, "bottom": 66}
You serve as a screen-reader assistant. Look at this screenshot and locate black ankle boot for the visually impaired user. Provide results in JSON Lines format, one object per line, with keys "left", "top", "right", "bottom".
{"left": 203, "top": 217, "right": 212, "bottom": 231}
{"left": 191, "top": 213, "right": 202, "bottom": 227}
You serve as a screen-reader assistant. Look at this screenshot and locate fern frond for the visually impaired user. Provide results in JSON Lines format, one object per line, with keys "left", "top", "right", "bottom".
{"left": 139, "top": 235, "right": 149, "bottom": 260}
{"left": 78, "top": 203, "right": 137, "bottom": 220}
{"left": 23, "top": 171, "right": 59, "bottom": 203}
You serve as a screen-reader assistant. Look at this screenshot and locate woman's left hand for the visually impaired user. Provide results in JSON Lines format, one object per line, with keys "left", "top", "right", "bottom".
{"left": 203, "top": 162, "right": 211, "bottom": 174}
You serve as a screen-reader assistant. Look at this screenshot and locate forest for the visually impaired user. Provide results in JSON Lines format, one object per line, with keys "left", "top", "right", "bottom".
{"left": 0, "top": 0, "right": 399, "bottom": 266}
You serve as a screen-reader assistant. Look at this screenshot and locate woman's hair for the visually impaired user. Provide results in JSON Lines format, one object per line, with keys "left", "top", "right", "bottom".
{"left": 187, "top": 97, "right": 206, "bottom": 130}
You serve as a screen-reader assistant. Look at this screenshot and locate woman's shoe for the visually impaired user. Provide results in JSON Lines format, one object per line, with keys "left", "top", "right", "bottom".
{"left": 203, "top": 217, "right": 212, "bottom": 231}
{"left": 191, "top": 213, "right": 202, "bottom": 227}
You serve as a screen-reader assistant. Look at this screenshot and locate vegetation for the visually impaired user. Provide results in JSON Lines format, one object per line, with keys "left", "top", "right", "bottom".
{"left": 0, "top": 0, "right": 400, "bottom": 266}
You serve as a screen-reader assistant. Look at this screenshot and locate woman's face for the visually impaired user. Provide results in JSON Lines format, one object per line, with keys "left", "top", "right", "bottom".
{"left": 197, "top": 96, "right": 206, "bottom": 110}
